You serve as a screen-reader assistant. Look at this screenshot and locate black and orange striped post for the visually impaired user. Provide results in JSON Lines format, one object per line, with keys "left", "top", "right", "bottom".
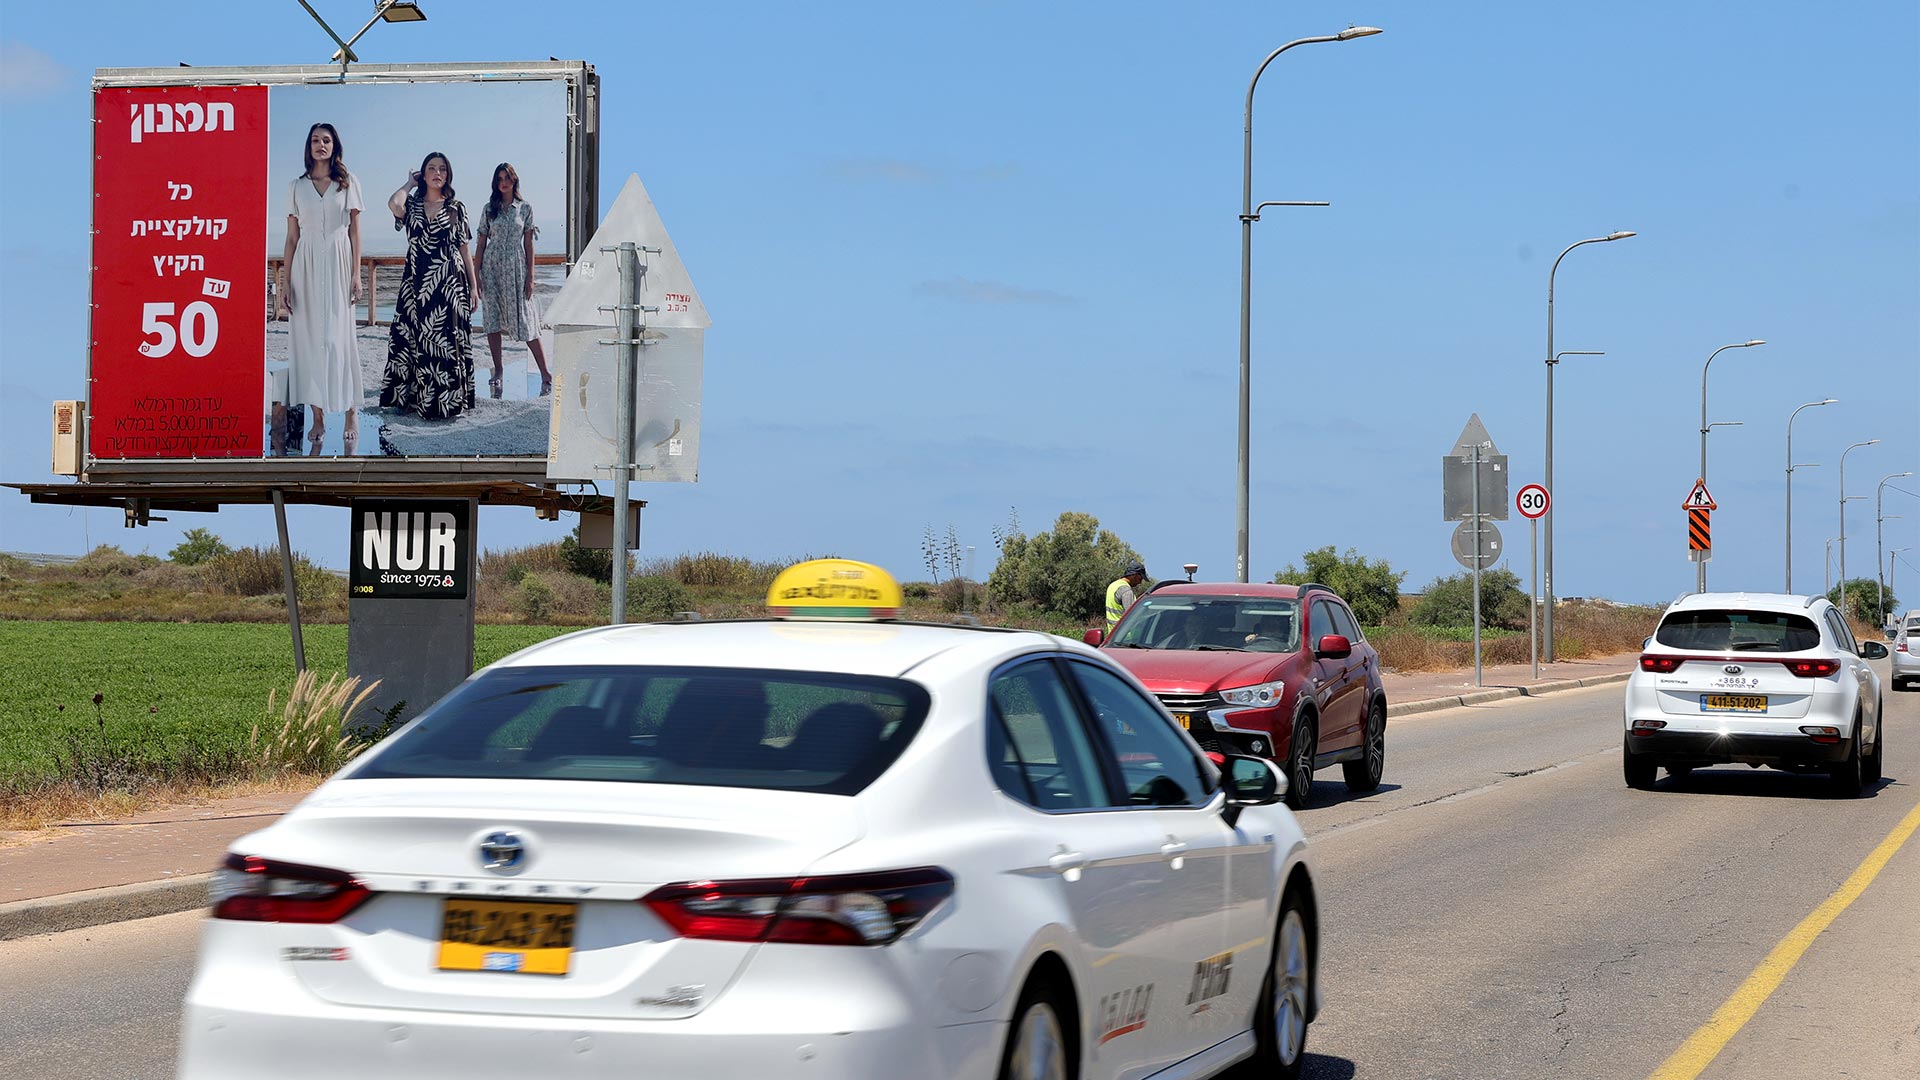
{"left": 1688, "top": 508, "right": 1712, "bottom": 555}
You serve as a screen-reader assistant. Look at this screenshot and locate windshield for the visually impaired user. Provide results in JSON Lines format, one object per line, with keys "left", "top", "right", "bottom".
{"left": 1109, "top": 596, "right": 1300, "bottom": 653}
{"left": 348, "top": 665, "right": 930, "bottom": 795}
{"left": 1654, "top": 610, "right": 1821, "bottom": 653}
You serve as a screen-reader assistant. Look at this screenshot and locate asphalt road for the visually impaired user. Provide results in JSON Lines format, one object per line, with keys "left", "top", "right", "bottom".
{"left": 3, "top": 671, "right": 1915, "bottom": 1080}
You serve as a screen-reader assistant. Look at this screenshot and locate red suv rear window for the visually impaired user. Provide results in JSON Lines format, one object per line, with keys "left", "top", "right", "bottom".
{"left": 1654, "top": 610, "right": 1820, "bottom": 653}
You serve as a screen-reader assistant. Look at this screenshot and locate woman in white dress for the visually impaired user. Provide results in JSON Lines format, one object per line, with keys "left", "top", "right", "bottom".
{"left": 275, "top": 123, "right": 364, "bottom": 455}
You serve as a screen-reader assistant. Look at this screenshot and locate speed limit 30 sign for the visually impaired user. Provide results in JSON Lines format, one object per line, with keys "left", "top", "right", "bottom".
{"left": 1516, "top": 484, "right": 1550, "bottom": 520}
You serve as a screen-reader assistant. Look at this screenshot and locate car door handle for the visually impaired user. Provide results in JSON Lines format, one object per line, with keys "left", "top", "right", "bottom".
{"left": 1048, "top": 850, "right": 1088, "bottom": 875}
{"left": 1159, "top": 841, "right": 1188, "bottom": 859}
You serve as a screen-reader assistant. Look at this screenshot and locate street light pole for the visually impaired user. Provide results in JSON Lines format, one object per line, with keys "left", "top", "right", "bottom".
{"left": 1543, "top": 233, "right": 1634, "bottom": 660}
{"left": 1892, "top": 548, "right": 1915, "bottom": 612}
{"left": 1839, "top": 439, "right": 1881, "bottom": 616}
{"left": 1785, "top": 398, "right": 1838, "bottom": 592}
{"left": 1696, "top": 340, "right": 1765, "bottom": 592}
{"left": 1878, "top": 472, "right": 1913, "bottom": 628}
{"left": 1236, "top": 25, "right": 1382, "bottom": 583}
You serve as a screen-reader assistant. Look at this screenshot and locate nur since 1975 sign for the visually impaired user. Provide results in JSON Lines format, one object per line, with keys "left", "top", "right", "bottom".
{"left": 349, "top": 499, "right": 470, "bottom": 600}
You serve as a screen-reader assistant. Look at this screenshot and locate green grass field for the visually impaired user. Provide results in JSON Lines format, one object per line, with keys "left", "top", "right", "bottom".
{"left": 0, "top": 621, "right": 577, "bottom": 786}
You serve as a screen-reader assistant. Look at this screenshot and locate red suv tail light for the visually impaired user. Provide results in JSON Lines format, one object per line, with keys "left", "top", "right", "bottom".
{"left": 1783, "top": 658, "right": 1842, "bottom": 678}
{"left": 1639, "top": 654, "right": 1683, "bottom": 674}
{"left": 643, "top": 867, "right": 953, "bottom": 946}
{"left": 212, "top": 854, "right": 371, "bottom": 923}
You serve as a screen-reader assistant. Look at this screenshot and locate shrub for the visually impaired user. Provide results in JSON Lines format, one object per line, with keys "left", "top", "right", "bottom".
{"left": 560, "top": 526, "right": 617, "bottom": 583}
{"left": 1273, "top": 546, "right": 1406, "bottom": 626}
{"left": 1409, "top": 568, "right": 1530, "bottom": 631}
{"left": 516, "top": 575, "right": 555, "bottom": 622}
{"left": 169, "top": 527, "right": 232, "bottom": 566}
{"left": 987, "top": 511, "right": 1144, "bottom": 622}
{"left": 252, "top": 671, "right": 380, "bottom": 775}
{"left": 627, "top": 575, "right": 693, "bottom": 621}
{"left": 74, "top": 545, "right": 148, "bottom": 577}
{"left": 0, "top": 553, "right": 28, "bottom": 580}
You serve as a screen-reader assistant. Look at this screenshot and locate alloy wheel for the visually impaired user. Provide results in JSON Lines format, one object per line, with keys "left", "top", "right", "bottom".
{"left": 1273, "top": 908, "right": 1310, "bottom": 1066}
{"left": 1006, "top": 1000, "right": 1068, "bottom": 1080}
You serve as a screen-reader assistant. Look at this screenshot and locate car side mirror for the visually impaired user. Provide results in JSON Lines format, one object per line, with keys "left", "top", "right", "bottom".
{"left": 1083, "top": 628, "right": 1105, "bottom": 647}
{"left": 1221, "top": 754, "right": 1285, "bottom": 826}
{"left": 1315, "top": 634, "right": 1352, "bottom": 660}
{"left": 1860, "top": 640, "right": 1889, "bottom": 660}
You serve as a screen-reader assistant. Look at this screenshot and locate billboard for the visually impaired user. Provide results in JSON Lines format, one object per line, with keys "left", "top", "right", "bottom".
{"left": 87, "top": 62, "right": 598, "bottom": 475}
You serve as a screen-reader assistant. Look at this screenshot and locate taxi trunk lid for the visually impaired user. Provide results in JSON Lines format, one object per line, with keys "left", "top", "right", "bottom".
{"left": 245, "top": 779, "right": 866, "bottom": 1020}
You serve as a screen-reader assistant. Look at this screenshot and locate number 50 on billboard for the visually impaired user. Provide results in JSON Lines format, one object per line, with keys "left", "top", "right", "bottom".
{"left": 87, "top": 62, "right": 598, "bottom": 473}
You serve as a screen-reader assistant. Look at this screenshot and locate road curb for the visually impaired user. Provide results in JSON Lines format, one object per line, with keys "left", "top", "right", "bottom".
{"left": 1387, "top": 669, "right": 1630, "bottom": 719}
{"left": 0, "top": 873, "right": 211, "bottom": 940}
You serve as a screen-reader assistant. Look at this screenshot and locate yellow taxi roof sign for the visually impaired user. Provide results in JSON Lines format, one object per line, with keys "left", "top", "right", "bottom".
{"left": 766, "top": 559, "right": 903, "bottom": 620}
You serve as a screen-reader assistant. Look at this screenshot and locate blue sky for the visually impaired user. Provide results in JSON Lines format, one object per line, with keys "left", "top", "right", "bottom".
{"left": 2, "top": 1, "right": 1916, "bottom": 607}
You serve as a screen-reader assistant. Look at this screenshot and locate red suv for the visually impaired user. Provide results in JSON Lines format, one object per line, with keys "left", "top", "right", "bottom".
{"left": 1087, "top": 582, "right": 1387, "bottom": 808}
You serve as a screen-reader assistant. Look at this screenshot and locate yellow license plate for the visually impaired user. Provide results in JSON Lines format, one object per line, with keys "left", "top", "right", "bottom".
{"left": 1701, "top": 694, "right": 1767, "bottom": 713}
{"left": 1176, "top": 713, "right": 1193, "bottom": 730}
{"left": 437, "top": 899, "right": 577, "bottom": 976}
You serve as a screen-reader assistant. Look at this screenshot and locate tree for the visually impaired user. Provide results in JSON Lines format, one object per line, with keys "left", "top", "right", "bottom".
{"left": 1273, "top": 546, "right": 1406, "bottom": 626}
{"left": 168, "top": 527, "right": 231, "bottom": 566}
{"left": 1826, "top": 577, "right": 1897, "bottom": 628}
{"left": 987, "top": 511, "right": 1145, "bottom": 621}
{"left": 1409, "top": 568, "right": 1530, "bottom": 631}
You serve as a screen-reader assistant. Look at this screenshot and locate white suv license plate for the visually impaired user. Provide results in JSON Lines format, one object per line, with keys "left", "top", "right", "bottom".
{"left": 1699, "top": 693, "right": 1767, "bottom": 714}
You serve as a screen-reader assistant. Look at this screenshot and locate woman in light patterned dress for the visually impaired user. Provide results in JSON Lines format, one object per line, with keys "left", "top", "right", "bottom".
{"left": 275, "top": 122, "right": 363, "bottom": 454}
{"left": 473, "top": 162, "right": 552, "bottom": 398}
{"left": 378, "top": 152, "right": 477, "bottom": 421}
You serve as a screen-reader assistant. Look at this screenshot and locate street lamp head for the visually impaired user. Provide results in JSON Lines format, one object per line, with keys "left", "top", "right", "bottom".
{"left": 1605, "top": 231, "right": 1636, "bottom": 240}
{"left": 1337, "top": 25, "right": 1385, "bottom": 39}
{"left": 1820, "top": 398, "right": 1839, "bottom": 405}
{"left": 1743, "top": 339, "right": 1766, "bottom": 347}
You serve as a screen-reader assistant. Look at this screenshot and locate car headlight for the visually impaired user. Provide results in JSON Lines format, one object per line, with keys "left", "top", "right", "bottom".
{"left": 1219, "top": 680, "right": 1286, "bottom": 708}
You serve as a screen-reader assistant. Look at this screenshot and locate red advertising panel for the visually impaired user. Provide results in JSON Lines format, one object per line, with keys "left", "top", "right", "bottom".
{"left": 90, "top": 85, "right": 269, "bottom": 458}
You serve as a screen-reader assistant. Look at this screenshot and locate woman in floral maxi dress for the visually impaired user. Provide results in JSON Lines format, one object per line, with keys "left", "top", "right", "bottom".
{"left": 379, "top": 152, "right": 478, "bottom": 421}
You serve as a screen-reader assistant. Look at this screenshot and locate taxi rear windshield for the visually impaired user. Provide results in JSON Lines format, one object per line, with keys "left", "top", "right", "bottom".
{"left": 349, "top": 665, "right": 930, "bottom": 795}
{"left": 1654, "top": 610, "right": 1820, "bottom": 653}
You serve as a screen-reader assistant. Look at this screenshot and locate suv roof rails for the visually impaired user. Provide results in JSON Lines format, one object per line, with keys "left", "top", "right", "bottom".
{"left": 1804, "top": 595, "right": 1824, "bottom": 609}
{"left": 1297, "top": 582, "right": 1334, "bottom": 599}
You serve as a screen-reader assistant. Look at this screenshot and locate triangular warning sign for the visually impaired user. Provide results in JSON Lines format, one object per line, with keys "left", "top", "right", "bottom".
{"left": 1682, "top": 479, "right": 1717, "bottom": 511}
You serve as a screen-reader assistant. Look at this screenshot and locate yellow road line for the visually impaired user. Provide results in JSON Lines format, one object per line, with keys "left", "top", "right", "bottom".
{"left": 1647, "top": 799, "right": 1920, "bottom": 1080}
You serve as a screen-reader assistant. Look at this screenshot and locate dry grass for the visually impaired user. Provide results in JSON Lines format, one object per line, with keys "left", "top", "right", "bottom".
{"left": 0, "top": 772, "right": 321, "bottom": 837}
{"left": 1372, "top": 601, "right": 1659, "bottom": 672}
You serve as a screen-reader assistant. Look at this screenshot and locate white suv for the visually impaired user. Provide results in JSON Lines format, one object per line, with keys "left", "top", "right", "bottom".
{"left": 1893, "top": 609, "right": 1920, "bottom": 691}
{"left": 1623, "top": 593, "right": 1887, "bottom": 797}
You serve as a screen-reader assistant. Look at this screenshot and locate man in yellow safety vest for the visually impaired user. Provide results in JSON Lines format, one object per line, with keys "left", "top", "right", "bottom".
{"left": 1105, "top": 561, "right": 1148, "bottom": 635}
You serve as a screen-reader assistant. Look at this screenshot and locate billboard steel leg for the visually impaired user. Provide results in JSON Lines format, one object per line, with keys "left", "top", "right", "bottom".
{"left": 272, "top": 488, "right": 306, "bottom": 674}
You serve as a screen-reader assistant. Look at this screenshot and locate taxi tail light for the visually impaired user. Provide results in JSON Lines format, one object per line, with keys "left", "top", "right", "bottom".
{"left": 643, "top": 867, "right": 953, "bottom": 946}
{"left": 1897, "top": 642, "right": 1908, "bottom": 653}
{"left": 1639, "top": 654, "right": 1684, "bottom": 674}
{"left": 1784, "top": 658, "right": 1841, "bottom": 678}
{"left": 1799, "top": 725, "right": 1841, "bottom": 744}
{"left": 211, "top": 853, "right": 371, "bottom": 924}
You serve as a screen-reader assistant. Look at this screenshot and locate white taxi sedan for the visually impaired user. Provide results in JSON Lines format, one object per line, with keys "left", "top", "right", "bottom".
{"left": 179, "top": 561, "right": 1321, "bottom": 1080}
